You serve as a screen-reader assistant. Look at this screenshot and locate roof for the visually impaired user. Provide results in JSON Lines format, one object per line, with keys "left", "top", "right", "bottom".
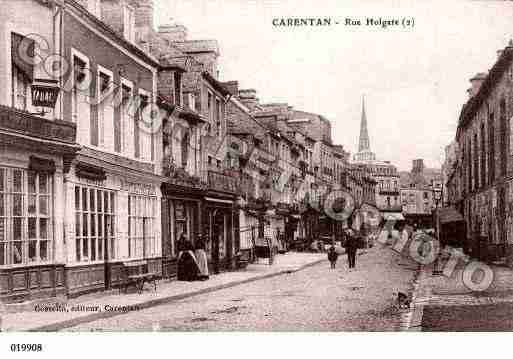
{"left": 66, "top": 0, "right": 160, "bottom": 69}
{"left": 458, "top": 44, "right": 513, "bottom": 130}
{"left": 173, "top": 40, "right": 220, "bottom": 55}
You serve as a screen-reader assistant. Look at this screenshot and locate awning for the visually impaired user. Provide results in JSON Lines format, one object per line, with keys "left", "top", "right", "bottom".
{"left": 383, "top": 212, "right": 405, "bottom": 221}
{"left": 438, "top": 206, "right": 464, "bottom": 224}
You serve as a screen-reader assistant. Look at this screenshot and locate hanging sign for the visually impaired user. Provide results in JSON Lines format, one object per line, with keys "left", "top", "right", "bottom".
{"left": 31, "top": 79, "right": 60, "bottom": 108}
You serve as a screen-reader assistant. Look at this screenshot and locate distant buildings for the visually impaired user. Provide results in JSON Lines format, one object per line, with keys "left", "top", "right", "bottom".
{"left": 399, "top": 159, "right": 442, "bottom": 227}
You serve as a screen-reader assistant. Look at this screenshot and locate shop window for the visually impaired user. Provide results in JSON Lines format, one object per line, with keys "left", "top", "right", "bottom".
{"left": 74, "top": 185, "right": 115, "bottom": 262}
{"left": 128, "top": 195, "right": 157, "bottom": 259}
{"left": 0, "top": 168, "right": 52, "bottom": 266}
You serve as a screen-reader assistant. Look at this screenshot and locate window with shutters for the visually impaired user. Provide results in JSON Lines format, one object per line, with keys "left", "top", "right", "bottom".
{"left": 0, "top": 168, "right": 52, "bottom": 266}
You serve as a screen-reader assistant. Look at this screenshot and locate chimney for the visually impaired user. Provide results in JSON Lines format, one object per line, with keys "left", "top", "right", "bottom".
{"left": 134, "top": 0, "right": 154, "bottom": 30}
{"left": 412, "top": 159, "right": 424, "bottom": 174}
{"left": 469, "top": 72, "right": 487, "bottom": 97}
{"left": 222, "top": 81, "right": 239, "bottom": 96}
{"left": 238, "top": 89, "right": 259, "bottom": 109}
{"left": 158, "top": 23, "right": 188, "bottom": 43}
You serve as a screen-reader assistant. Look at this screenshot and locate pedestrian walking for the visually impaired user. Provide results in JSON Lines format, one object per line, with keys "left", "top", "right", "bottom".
{"left": 344, "top": 222, "right": 359, "bottom": 270}
{"left": 327, "top": 245, "right": 339, "bottom": 269}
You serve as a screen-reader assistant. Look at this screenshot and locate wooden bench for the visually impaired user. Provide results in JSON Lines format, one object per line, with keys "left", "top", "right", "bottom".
{"left": 120, "top": 260, "right": 158, "bottom": 294}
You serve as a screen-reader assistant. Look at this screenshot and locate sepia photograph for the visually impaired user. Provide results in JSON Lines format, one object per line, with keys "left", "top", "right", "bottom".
{"left": 2, "top": 0, "right": 513, "bottom": 354}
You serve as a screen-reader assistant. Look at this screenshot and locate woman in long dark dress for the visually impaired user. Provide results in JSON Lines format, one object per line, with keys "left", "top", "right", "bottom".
{"left": 177, "top": 234, "right": 200, "bottom": 281}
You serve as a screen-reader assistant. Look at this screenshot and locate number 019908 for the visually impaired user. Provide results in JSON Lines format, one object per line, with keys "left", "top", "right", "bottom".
{"left": 10, "top": 344, "right": 43, "bottom": 352}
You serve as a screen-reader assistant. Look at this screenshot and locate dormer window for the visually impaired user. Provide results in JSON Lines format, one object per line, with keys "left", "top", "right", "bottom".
{"left": 123, "top": 4, "right": 135, "bottom": 42}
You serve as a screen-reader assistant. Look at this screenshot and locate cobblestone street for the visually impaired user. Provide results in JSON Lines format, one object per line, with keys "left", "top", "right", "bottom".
{"left": 65, "top": 246, "right": 417, "bottom": 331}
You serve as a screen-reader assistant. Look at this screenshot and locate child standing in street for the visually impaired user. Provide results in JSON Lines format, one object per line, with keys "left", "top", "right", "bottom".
{"left": 328, "top": 245, "right": 339, "bottom": 269}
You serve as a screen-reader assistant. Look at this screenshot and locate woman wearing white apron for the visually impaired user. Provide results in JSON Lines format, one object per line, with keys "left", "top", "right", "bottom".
{"left": 195, "top": 235, "right": 209, "bottom": 281}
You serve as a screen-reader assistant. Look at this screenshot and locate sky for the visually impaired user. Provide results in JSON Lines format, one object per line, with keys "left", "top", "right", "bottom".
{"left": 154, "top": 0, "right": 513, "bottom": 171}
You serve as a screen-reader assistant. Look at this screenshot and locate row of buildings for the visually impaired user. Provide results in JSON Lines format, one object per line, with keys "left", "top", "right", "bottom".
{"left": 0, "top": 0, "right": 379, "bottom": 303}
{"left": 444, "top": 40, "right": 513, "bottom": 264}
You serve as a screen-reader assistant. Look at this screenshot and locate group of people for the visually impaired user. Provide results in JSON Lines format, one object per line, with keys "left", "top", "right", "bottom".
{"left": 327, "top": 219, "right": 366, "bottom": 270}
{"left": 176, "top": 234, "right": 210, "bottom": 282}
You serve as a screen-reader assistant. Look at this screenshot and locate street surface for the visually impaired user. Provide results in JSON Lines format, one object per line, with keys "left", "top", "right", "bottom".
{"left": 66, "top": 245, "right": 417, "bottom": 331}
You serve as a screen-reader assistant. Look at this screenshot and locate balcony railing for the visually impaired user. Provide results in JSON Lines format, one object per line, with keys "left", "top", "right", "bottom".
{"left": 207, "top": 170, "right": 239, "bottom": 194}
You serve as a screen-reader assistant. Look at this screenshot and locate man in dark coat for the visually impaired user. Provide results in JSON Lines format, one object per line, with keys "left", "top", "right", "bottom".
{"left": 344, "top": 219, "right": 359, "bottom": 269}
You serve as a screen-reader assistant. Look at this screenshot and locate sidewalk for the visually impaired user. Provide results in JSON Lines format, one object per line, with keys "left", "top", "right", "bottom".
{"left": 407, "top": 253, "right": 513, "bottom": 331}
{"left": 1, "top": 252, "right": 325, "bottom": 332}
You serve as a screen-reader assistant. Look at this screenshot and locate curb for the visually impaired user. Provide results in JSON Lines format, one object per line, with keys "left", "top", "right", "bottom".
{"left": 24, "top": 258, "right": 326, "bottom": 332}
{"left": 403, "top": 264, "right": 429, "bottom": 331}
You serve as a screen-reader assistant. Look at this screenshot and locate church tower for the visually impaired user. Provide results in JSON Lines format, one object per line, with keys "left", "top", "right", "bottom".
{"left": 354, "top": 95, "right": 376, "bottom": 162}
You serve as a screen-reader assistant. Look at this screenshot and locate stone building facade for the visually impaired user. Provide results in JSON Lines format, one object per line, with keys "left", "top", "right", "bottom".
{"left": 450, "top": 42, "right": 513, "bottom": 262}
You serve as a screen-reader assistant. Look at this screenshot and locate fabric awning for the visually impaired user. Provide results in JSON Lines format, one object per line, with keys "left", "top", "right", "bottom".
{"left": 438, "top": 206, "right": 464, "bottom": 224}
{"left": 383, "top": 212, "right": 405, "bottom": 221}
{"left": 11, "top": 32, "right": 35, "bottom": 82}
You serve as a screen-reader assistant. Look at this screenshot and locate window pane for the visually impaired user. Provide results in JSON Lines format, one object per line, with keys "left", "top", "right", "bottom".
{"left": 90, "top": 214, "right": 96, "bottom": 236}
{"left": 90, "top": 189, "right": 95, "bottom": 213}
{"left": 28, "top": 171, "right": 36, "bottom": 193}
{"left": 28, "top": 218, "right": 37, "bottom": 238}
{"left": 76, "top": 237, "right": 81, "bottom": 261}
{"left": 29, "top": 240, "right": 37, "bottom": 261}
{"left": 110, "top": 193, "right": 114, "bottom": 213}
{"left": 40, "top": 241, "right": 48, "bottom": 261}
{"left": 13, "top": 194, "right": 22, "bottom": 216}
{"left": 97, "top": 191, "right": 102, "bottom": 213}
{"left": 82, "top": 188, "right": 88, "bottom": 211}
{"left": 0, "top": 194, "right": 4, "bottom": 216}
{"left": 13, "top": 170, "right": 22, "bottom": 192}
{"left": 0, "top": 169, "right": 4, "bottom": 192}
{"left": 40, "top": 218, "right": 48, "bottom": 239}
{"left": 98, "top": 236, "right": 103, "bottom": 260}
{"left": 0, "top": 242, "right": 5, "bottom": 265}
{"left": 39, "top": 174, "right": 48, "bottom": 194}
{"left": 75, "top": 186, "right": 80, "bottom": 210}
{"left": 110, "top": 216, "right": 114, "bottom": 236}
{"left": 82, "top": 237, "right": 88, "bottom": 260}
{"left": 13, "top": 241, "right": 22, "bottom": 264}
{"left": 39, "top": 196, "right": 48, "bottom": 215}
{"left": 75, "top": 213, "right": 81, "bottom": 237}
{"left": 91, "top": 237, "right": 96, "bottom": 261}
{"left": 82, "top": 213, "right": 88, "bottom": 237}
{"left": 104, "top": 192, "right": 108, "bottom": 212}
{"left": 13, "top": 218, "right": 22, "bottom": 240}
{"left": 28, "top": 195, "right": 36, "bottom": 214}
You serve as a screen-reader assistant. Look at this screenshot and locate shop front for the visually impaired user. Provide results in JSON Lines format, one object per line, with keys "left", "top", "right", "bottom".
{"left": 161, "top": 182, "right": 202, "bottom": 279}
{"left": 203, "top": 195, "right": 237, "bottom": 273}
{"left": 64, "top": 148, "right": 162, "bottom": 297}
{"left": 0, "top": 107, "right": 78, "bottom": 303}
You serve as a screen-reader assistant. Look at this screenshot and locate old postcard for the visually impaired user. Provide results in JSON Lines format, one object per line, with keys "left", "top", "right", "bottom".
{"left": 1, "top": 0, "right": 513, "bottom": 353}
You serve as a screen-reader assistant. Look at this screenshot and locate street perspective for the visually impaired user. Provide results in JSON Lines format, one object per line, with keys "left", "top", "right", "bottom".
{"left": 4, "top": 0, "right": 513, "bottom": 343}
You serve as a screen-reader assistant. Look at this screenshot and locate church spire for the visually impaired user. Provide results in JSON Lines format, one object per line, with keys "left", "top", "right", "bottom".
{"left": 358, "top": 95, "right": 370, "bottom": 152}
